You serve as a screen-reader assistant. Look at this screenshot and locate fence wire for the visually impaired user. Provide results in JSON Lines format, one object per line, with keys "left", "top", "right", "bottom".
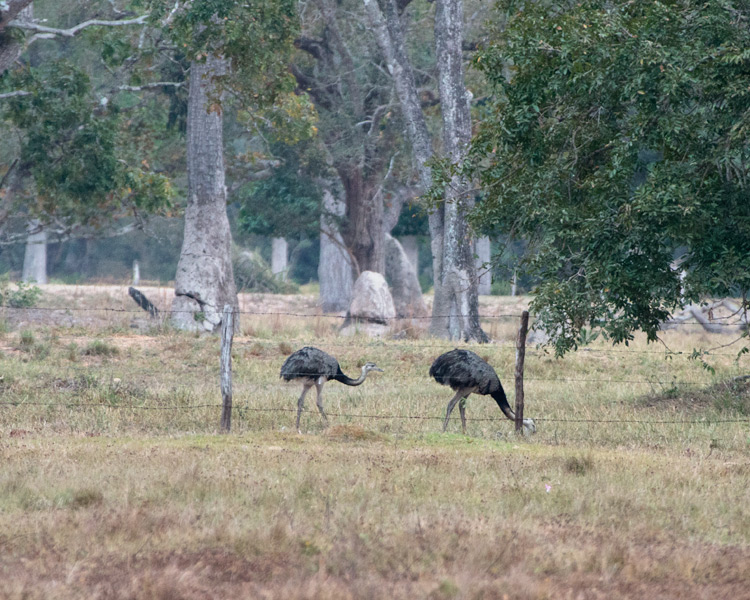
{"left": 2, "top": 304, "right": 749, "bottom": 438}
{"left": 2, "top": 304, "right": 746, "bottom": 328}
{"left": 2, "top": 401, "right": 749, "bottom": 426}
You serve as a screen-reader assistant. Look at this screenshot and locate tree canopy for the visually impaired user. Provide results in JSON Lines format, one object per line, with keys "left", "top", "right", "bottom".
{"left": 140, "top": 0, "right": 298, "bottom": 107}
{"left": 4, "top": 60, "right": 173, "bottom": 229}
{"left": 467, "top": 0, "right": 750, "bottom": 354}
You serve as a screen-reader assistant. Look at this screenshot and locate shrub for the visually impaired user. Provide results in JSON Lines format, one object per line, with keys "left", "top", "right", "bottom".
{"left": 83, "top": 340, "right": 119, "bottom": 357}
{"left": 0, "top": 276, "right": 42, "bottom": 308}
{"left": 232, "top": 246, "right": 298, "bottom": 294}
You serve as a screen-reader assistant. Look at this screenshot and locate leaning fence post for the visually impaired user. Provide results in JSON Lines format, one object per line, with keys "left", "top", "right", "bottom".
{"left": 220, "top": 304, "right": 235, "bottom": 433}
{"left": 515, "top": 310, "right": 530, "bottom": 434}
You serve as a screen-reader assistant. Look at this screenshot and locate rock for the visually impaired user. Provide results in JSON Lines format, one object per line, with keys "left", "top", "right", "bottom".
{"left": 340, "top": 271, "right": 395, "bottom": 337}
{"left": 385, "top": 233, "right": 428, "bottom": 320}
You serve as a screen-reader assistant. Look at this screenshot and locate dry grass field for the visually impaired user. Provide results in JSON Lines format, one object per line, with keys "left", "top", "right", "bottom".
{"left": 1, "top": 284, "right": 749, "bottom": 599}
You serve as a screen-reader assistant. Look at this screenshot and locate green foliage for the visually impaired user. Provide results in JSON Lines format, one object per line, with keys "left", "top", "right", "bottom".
{"left": 2, "top": 60, "right": 174, "bottom": 228}
{"left": 232, "top": 246, "right": 298, "bottom": 294}
{"left": 237, "top": 144, "right": 322, "bottom": 239}
{"left": 16, "top": 328, "right": 49, "bottom": 359}
{"left": 141, "top": 0, "right": 298, "bottom": 106}
{"left": 391, "top": 202, "right": 430, "bottom": 237}
{"left": 468, "top": 0, "right": 750, "bottom": 355}
{"left": 0, "top": 276, "right": 41, "bottom": 308}
{"left": 82, "top": 340, "right": 119, "bottom": 357}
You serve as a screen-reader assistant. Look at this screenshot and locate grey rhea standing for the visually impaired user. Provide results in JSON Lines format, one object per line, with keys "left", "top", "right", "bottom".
{"left": 429, "top": 349, "right": 536, "bottom": 434}
{"left": 280, "top": 346, "right": 384, "bottom": 432}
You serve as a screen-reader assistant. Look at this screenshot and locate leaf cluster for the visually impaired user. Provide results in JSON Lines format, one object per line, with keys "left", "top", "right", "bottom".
{"left": 3, "top": 60, "right": 173, "bottom": 228}
{"left": 469, "top": 0, "right": 750, "bottom": 354}
{"left": 141, "top": 0, "right": 298, "bottom": 107}
{"left": 237, "top": 143, "right": 322, "bottom": 239}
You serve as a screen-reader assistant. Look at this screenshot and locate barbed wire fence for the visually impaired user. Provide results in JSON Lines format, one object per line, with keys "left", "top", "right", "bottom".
{"left": 1, "top": 302, "right": 749, "bottom": 438}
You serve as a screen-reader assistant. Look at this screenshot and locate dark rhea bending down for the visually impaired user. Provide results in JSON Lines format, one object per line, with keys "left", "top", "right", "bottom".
{"left": 280, "top": 346, "right": 383, "bottom": 432}
{"left": 429, "top": 349, "right": 536, "bottom": 434}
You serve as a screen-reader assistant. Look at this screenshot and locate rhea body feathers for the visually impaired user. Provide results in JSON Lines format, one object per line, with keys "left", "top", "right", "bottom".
{"left": 280, "top": 346, "right": 383, "bottom": 431}
{"left": 430, "top": 349, "right": 535, "bottom": 434}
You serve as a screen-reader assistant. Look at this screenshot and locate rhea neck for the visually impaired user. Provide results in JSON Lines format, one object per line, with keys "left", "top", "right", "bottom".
{"left": 336, "top": 366, "right": 370, "bottom": 386}
{"left": 491, "top": 389, "right": 536, "bottom": 432}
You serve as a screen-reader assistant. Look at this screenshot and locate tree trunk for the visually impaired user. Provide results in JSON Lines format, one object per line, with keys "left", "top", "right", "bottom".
{"left": 475, "top": 236, "right": 491, "bottom": 295}
{"left": 271, "top": 237, "right": 288, "bottom": 280}
{"left": 319, "top": 186, "right": 354, "bottom": 312}
{"left": 338, "top": 166, "right": 385, "bottom": 276}
{"left": 431, "top": 0, "right": 486, "bottom": 341}
{"left": 0, "top": 1, "right": 32, "bottom": 75}
{"left": 172, "top": 54, "right": 238, "bottom": 332}
{"left": 22, "top": 218, "right": 46, "bottom": 284}
{"left": 385, "top": 233, "right": 427, "bottom": 318}
{"left": 363, "top": 0, "right": 487, "bottom": 341}
{"left": 400, "top": 235, "right": 419, "bottom": 271}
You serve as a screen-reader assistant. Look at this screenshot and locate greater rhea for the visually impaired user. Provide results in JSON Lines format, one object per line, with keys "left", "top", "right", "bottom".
{"left": 429, "top": 349, "right": 536, "bottom": 434}
{"left": 280, "top": 346, "right": 383, "bottom": 432}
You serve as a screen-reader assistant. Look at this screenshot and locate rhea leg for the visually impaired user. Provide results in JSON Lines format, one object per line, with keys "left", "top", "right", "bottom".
{"left": 314, "top": 380, "right": 329, "bottom": 427}
{"left": 458, "top": 394, "right": 470, "bottom": 434}
{"left": 296, "top": 383, "right": 313, "bottom": 433}
{"left": 443, "top": 390, "right": 464, "bottom": 432}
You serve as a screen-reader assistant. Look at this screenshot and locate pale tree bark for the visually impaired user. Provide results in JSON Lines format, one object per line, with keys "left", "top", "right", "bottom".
{"left": 362, "top": 0, "right": 487, "bottom": 341}
{"left": 271, "top": 237, "right": 288, "bottom": 280}
{"left": 475, "top": 236, "right": 491, "bottom": 295}
{"left": 319, "top": 186, "right": 354, "bottom": 312}
{"left": 385, "top": 232, "right": 427, "bottom": 318}
{"left": 400, "top": 235, "right": 418, "bottom": 271}
{"left": 22, "top": 218, "right": 46, "bottom": 284}
{"left": 432, "top": 0, "right": 486, "bottom": 340}
{"left": 172, "top": 54, "right": 238, "bottom": 332}
{"left": 0, "top": 0, "right": 32, "bottom": 74}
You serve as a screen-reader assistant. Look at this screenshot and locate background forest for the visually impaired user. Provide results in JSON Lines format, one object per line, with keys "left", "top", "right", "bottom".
{"left": 1, "top": 0, "right": 749, "bottom": 349}
{"left": 0, "top": 0, "right": 510, "bottom": 286}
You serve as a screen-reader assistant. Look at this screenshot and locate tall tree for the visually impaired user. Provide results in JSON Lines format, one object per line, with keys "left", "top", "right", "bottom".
{"left": 467, "top": 0, "right": 750, "bottom": 354}
{"left": 363, "top": 0, "right": 487, "bottom": 341}
{"left": 292, "top": 0, "right": 409, "bottom": 277}
{"left": 143, "top": 0, "right": 298, "bottom": 331}
{"left": 1, "top": 2, "right": 170, "bottom": 246}
{"left": 171, "top": 53, "right": 236, "bottom": 331}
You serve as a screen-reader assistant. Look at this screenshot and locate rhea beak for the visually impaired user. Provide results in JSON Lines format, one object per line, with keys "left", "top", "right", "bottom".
{"left": 373, "top": 366, "right": 384, "bottom": 372}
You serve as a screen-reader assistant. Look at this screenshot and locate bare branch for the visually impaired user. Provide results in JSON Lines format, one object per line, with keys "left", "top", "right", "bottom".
{"left": 164, "top": 1, "right": 183, "bottom": 26}
{"left": 294, "top": 36, "right": 328, "bottom": 61}
{"left": 0, "top": 158, "right": 18, "bottom": 189}
{"left": 315, "top": 0, "right": 363, "bottom": 114}
{"left": 0, "top": 90, "right": 30, "bottom": 99}
{"left": 117, "top": 81, "right": 184, "bottom": 92}
{"left": 0, "top": 220, "right": 147, "bottom": 246}
{"left": 10, "top": 14, "right": 147, "bottom": 38}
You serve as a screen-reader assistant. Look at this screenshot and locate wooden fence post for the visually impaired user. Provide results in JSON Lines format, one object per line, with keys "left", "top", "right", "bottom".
{"left": 514, "top": 310, "right": 529, "bottom": 434}
{"left": 220, "top": 304, "right": 235, "bottom": 433}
